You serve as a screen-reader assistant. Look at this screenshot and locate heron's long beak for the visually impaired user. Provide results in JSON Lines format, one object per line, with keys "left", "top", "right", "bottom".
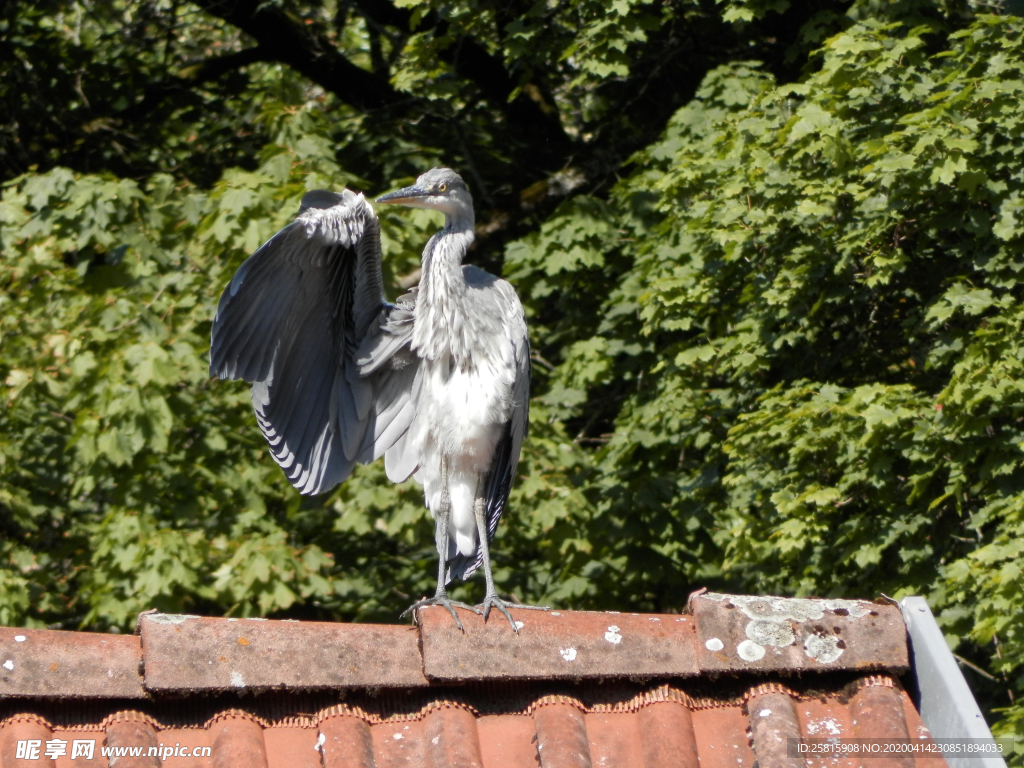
{"left": 375, "top": 185, "right": 430, "bottom": 206}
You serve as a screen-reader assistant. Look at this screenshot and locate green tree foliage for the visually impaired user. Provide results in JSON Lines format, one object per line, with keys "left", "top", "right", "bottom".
{"left": 0, "top": 106, "right": 593, "bottom": 626}
{"left": 512, "top": 13, "right": 1024, "bottom": 737}
{"left": 3, "top": 0, "right": 1024, "bottom": 747}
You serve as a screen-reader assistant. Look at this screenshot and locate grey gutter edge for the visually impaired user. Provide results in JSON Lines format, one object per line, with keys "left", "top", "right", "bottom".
{"left": 900, "top": 596, "right": 1008, "bottom": 768}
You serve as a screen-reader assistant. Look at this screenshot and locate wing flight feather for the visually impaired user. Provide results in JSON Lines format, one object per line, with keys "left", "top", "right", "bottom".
{"left": 210, "top": 189, "right": 419, "bottom": 495}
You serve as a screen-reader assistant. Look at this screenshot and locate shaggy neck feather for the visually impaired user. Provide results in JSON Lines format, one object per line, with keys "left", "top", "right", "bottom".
{"left": 414, "top": 213, "right": 475, "bottom": 361}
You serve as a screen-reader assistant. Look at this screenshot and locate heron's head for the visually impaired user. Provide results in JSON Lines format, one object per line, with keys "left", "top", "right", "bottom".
{"left": 375, "top": 168, "right": 473, "bottom": 222}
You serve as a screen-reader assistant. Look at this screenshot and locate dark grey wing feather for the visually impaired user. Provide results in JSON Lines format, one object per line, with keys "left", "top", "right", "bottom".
{"left": 357, "top": 289, "right": 421, "bottom": 475}
{"left": 210, "top": 189, "right": 415, "bottom": 495}
{"left": 210, "top": 236, "right": 298, "bottom": 382}
{"left": 356, "top": 290, "right": 417, "bottom": 375}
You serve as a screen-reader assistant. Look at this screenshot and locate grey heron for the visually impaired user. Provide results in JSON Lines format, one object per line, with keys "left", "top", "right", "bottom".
{"left": 209, "top": 167, "right": 543, "bottom": 629}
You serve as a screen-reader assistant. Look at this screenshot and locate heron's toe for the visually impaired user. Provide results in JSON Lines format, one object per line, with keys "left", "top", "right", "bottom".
{"left": 478, "top": 594, "right": 533, "bottom": 632}
{"left": 401, "top": 595, "right": 480, "bottom": 631}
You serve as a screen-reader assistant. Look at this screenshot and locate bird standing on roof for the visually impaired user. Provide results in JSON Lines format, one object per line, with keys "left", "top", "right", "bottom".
{"left": 209, "top": 168, "right": 544, "bottom": 629}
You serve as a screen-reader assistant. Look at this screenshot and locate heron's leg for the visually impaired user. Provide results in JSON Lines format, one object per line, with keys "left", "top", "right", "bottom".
{"left": 473, "top": 494, "right": 549, "bottom": 632}
{"left": 434, "top": 456, "right": 453, "bottom": 593}
{"left": 400, "top": 454, "right": 480, "bottom": 630}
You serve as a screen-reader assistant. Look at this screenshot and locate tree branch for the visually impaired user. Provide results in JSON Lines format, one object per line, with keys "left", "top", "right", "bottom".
{"left": 193, "top": 0, "right": 405, "bottom": 111}
{"left": 352, "top": 0, "right": 571, "bottom": 166}
{"left": 179, "top": 45, "right": 267, "bottom": 82}
{"left": 118, "top": 46, "right": 269, "bottom": 122}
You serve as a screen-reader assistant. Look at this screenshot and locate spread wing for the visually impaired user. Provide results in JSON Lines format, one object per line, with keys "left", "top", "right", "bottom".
{"left": 210, "top": 189, "right": 418, "bottom": 495}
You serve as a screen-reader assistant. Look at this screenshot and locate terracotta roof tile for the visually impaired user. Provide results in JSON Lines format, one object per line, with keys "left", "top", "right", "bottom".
{"left": 636, "top": 701, "right": 700, "bottom": 768}
{"left": 587, "top": 711, "right": 643, "bottom": 767}
{"left": 208, "top": 712, "right": 268, "bottom": 768}
{"left": 419, "top": 607, "right": 700, "bottom": 681}
{"left": 102, "top": 719, "right": 159, "bottom": 768}
{"left": 0, "top": 594, "right": 941, "bottom": 768}
{"left": 533, "top": 702, "right": 589, "bottom": 768}
{"left": 148, "top": 729, "right": 213, "bottom": 768}
{"left": 263, "top": 726, "right": 318, "bottom": 768}
{"left": 372, "top": 713, "right": 426, "bottom": 766}
{"left": 475, "top": 714, "right": 536, "bottom": 768}
{"left": 51, "top": 729, "right": 107, "bottom": 768}
{"left": 132, "top": 595, "right": 910, "bottom": 695}
{"left": 748, "top": 690, "right": 803, "bottom": 768}
{"left": 850, "top": 683, "right": 916, "bottom": 768}
{"left": 138, "top": 614, "right": 426, "bottom": 692}
{"left": 1, "top": 714, "right": 55, "bottom": 767}
{"left": 690, "top": 703, "right": 755, "bottom": 768}
{"left": 0, "top": 628, "right": 144, "bottom": 699}
{"left": 318, "top": 714, "right": 374, "bottom": 768}
{"left": 691, "top": 593, "right": 908, "bottom": 672}
{"left": 422, "top": 705, "right": 484, "bottom": 767}
{"left": 0, "top": 679, "right": 941, "bottom": 768}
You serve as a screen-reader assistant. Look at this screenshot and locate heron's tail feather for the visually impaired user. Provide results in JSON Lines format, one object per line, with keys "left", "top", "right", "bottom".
{"left": 445, "top": 553, "right": 479, "bottom": 584}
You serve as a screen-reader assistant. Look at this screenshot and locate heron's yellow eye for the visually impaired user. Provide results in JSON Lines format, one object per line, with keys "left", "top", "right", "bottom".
{"left": 438, "top": 183, "right": 447, "bottom": 193}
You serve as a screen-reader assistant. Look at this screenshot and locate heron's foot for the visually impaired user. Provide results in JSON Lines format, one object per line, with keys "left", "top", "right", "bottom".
{"left": 401, "top": 594, "right": 481, "bottom": 631}
{"left": 477, "top": 593, "right": 551, "bottom": 632}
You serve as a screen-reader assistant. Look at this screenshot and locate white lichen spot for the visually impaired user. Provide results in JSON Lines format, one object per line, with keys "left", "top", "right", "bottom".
{"left": 550, "top": 612, "right": 561, "bottom": 617}
{"left": 649, "top": 617, "right": 660, "bottom": 622}
{"left": 705, "top": 638, "right": 725, "bottom": 652}
{"left": 14, "top": 636, "right": 25, "bottom": 642}
{"left": 393, "top": 733, "right": 403, "bottom": 741}
{"left": 807, "top": 718, "right": 842, "bottom": 736}
{"left": 3, "top": 660, "right": 13, "bottom": 671}
{"left": 230, "top": 671, "right": 245, "bottom": 688}
{"left": 759, "top": 709, "right": 772, "bottom": 717}
{"left": 605, "top": 626, "right": 622, "bottom": 644}
{"left": 560, "top": 647, "right": 578, "bottom": 662}
{"left": 737, "top": 640, "right": 765, "bottom": 662}
{"left": 804, "top": 634, "right": 844, "bottom": 663}
{"left": 725, "top": 594, "right": 872, "bottom": 624}
{"left": 431, "top": 736, "right": 440, "bottom": 746}
{"left": 746, "top": 619, "right": 795, "bottom": 648}
{"left": 729, "top": 595, "right": 824, "bottom": 623}
{"left": 147, "top": 614, "right": 199, "bottom": 625}
{"left": 514, "top": 621, "right": 525, "bottom": 631}
{"left": 314, "top": 733, "right": 325, "bottom": 752}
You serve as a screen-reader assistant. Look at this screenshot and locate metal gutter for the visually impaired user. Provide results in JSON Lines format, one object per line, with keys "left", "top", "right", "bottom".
{"left": 901, "top": 596, "right": 1008, "bottom": 768}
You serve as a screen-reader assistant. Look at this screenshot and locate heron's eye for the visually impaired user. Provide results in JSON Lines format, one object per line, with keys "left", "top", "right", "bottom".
{"left": 438, "top": 183, "right": 447, "bottom": 193}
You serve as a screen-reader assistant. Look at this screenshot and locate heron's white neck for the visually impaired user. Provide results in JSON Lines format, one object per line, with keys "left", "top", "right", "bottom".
{"left": 414, "top": 216, "right": 475, "bottom": 361}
